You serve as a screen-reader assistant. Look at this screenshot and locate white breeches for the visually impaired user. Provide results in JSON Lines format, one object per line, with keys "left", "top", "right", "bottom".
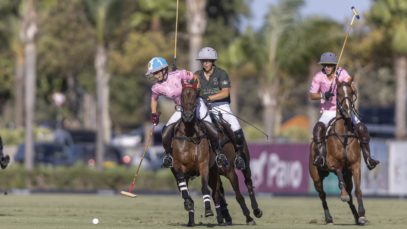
{"left": 210, "top": 104, "right": 241, "bottom": 132}
{"left": 166, "top": 98, "right": 212, "bottom": 126}
{"left": 318, "top": 110, "right": 360, "bottom": 126}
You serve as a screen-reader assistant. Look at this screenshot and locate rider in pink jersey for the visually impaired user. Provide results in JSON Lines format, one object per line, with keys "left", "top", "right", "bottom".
{"left": 147, "top": 57, "right": 229, "bottom": 168}
{"left": 309, "top": 52, "right": 379, "bottom": 170}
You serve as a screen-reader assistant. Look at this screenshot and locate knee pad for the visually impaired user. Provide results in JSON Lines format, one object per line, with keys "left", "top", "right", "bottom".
{"left": 313, "top": 122, "right": 326, "bottom": 143}
{"left": 355, "top": 123, "right": 370, "bottom": 143}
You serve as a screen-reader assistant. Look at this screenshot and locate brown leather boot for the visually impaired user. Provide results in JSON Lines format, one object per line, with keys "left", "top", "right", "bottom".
{"left": 203, "top": 121, "right": 229, "bottom": 168}
{"left": 233, "top": 129, "right": 246, "bottom": 170}
{"left": 355, "top": 123, "right": 380, "bottom": 170}
{"left": 161, "top": 124, "right": 175, "bottom": 168}
{"left": 313, "top": 122, "right": 327, "bottom": 168}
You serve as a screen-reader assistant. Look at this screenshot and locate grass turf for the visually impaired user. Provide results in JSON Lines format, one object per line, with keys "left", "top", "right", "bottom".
{"left": 0, "top": 193, "right": 406, "bottom": 228}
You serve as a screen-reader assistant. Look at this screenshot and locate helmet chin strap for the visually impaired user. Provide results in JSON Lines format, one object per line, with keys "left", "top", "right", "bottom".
{"left": 157, "top": 68, "right": 169, "bottom": 83}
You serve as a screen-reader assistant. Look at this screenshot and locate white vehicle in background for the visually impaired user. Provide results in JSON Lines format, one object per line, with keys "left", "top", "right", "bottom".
{"left": 111, "top": 124, "right": 165, "bottom": 171}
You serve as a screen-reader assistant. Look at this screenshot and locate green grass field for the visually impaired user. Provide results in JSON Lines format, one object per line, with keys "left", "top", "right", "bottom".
{"left": 0, "top": 193, "right": 406, "bottom": 229}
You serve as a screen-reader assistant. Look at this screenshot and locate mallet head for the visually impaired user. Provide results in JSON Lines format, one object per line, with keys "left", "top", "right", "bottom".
{"left": 351, "top": 6, "right": 360, "bottom": 20}
{"left": 120, "top": 191, "right": 137, "bottom": 198}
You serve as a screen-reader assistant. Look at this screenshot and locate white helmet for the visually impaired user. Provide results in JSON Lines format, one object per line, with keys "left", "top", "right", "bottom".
{"left": 196, "top": 47, "right": 218, "bottom": 60}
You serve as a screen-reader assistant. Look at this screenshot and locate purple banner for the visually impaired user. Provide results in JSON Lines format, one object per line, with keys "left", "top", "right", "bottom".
{"left": 238, "top": 143, "right": 310, "bottom": 194}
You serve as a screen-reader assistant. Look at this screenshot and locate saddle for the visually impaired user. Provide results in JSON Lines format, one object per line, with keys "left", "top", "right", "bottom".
{"left": 208, "top": 112, "right": 236, "bottom": 148}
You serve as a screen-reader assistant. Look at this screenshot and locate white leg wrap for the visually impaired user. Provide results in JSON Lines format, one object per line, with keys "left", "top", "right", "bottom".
{"left": 203, "top": 194, "right": 211, "bottom": 202}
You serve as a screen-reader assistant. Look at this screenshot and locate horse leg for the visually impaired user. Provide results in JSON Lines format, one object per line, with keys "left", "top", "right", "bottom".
{"left": 240, "top": 147, "right": 263, "bottom": 218}
{"left": 352, "top": 164, "right": 367, "bottom": 225}
{"left": 227, "top": 171, "right": 255, "bottom": 225}
{"left": 200, "top": 167, "right": 214, "bottom": 218}
{"left": 174, "top": 172, "right": 195, "bottom": 227}
{"left": 312, "top": 169, "right": 333, "bottom": 224}
{"left": 336, "top": 169, "right": 350, "bottom": 202}
{"left": 218, "top": 180, "right": 232, "bottom": 225}
{"left": 209, "top": 167, "right": 229, "bottom": 225}
{"left": 343, "top": 169, "right": 359, "bottom": 224}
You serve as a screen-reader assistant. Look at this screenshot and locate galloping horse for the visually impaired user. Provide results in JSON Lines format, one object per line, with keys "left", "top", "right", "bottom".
{"left": 309, "top": 79, "right": 367, "bottom": 225}
{"left": 208, "top": 111, "right": 263, "bottom": 225}
{"left": 170, "top": 80, "right": 220, "bottom": 226}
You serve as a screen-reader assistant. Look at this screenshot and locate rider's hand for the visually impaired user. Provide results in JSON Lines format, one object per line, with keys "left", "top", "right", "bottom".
{"left": 151, "top": 113, "right": 159, "bottom": 126}
{"left": 323, "top": 91, "right": 334, "bottom": 100}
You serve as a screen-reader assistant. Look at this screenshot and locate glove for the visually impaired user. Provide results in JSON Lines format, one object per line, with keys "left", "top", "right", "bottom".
{"left": 151, "top": 113, "right": 159, "bottom": 126}
{"left": 323, "top": 91, "right": 334, "bottom": 100}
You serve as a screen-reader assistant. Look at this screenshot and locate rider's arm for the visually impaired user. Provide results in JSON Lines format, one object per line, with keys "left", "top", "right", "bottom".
{"left": 208, "top": 88, "right": 230, "bottom": 101}
{"left": 309, "top": 92, "right": 323, "bottom": 101}
{"left": 151, "top": 97, "right": 158, "bottom": 114}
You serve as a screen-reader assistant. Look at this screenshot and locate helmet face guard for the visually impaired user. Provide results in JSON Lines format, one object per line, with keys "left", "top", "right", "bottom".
{"left": 319, "top": 52, "right": 337, "bottom": 65}
{"left": 196, "top": 47, "right": 218, "bottom": 60}
{"left": 146, "top": 57, "right": 169, "bottom": 76}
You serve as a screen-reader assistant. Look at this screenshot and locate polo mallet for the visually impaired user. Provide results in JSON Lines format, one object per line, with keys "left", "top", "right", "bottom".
{"left": 172, "top": 0, "right": 179, "bottom": 71}
{"left": 334, "top": 6, "right": 360, "bottom": 75}
{"left": 120, "top": 125, "right": 155, "bottom": 198}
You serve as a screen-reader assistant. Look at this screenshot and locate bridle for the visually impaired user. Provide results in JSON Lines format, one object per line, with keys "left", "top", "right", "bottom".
{"left": 327, "top": 81, "right": 359, "bottom": 147}
{"left": 174, "top": 83, "right": 206, "bottom": 143}
{"left": 336, "top": 82, "right": 360, "bottom": 120}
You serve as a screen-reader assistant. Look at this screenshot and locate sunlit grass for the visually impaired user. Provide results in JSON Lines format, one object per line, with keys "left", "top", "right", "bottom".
{"left": 0, "top": 194, "right": 406, "bottom": 228}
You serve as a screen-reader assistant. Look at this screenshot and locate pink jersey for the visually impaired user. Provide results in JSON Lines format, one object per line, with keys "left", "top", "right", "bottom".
{"left": 309, "top": 67, "right": 352, "bottom": 113}
{"left": 151, "top": 69, "right": 194, "bottom": 105}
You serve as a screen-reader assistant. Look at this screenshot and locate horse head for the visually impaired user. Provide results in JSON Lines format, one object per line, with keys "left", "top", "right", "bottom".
{"left": 336, "top": 79, "right": 356, "bottom": 121}
{"left": 181, "top": 80, "right": 199, "bottom": 123}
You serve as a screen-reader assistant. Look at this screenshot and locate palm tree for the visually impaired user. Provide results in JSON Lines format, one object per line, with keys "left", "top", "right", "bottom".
{"left": 368, "top": 0, "right": 407, "bottom": 139}
{"left": 257, "top": 0, "right": 304, "bottom": 140}
{"left": 186, "top": 0, "right": 207, "bottom": 71}
{"left": 83, "top": 0, "right": 124, "bottom": 169}
{"left": 21, "top": 0, "right": 38, "bottom": 171}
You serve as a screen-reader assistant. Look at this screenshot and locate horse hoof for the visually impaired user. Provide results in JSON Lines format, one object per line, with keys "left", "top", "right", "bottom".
{"left": 225, "top": 220, "right": 232, "bottom": 225}
{"left": 246, "top": 220, "right": 256, "bottom": 225}
{"left": 187, "top": 222, "right": 195, "bottom": 227}
{"left": 205, "top": 210, "right": 214, "bottom": 217}
{"left": 253, "top": 208, "right": 263, "bottom": 218}
{"left": 358, "top": 216, "right": 367, "bottom": 225}
{"left": 340, "top": 195, "right": 350, "bottom": 202}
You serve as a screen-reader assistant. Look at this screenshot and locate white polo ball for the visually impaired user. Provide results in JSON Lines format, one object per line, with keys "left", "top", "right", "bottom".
{"left": 92, "top": 218, "right": 99, "bottom": 224}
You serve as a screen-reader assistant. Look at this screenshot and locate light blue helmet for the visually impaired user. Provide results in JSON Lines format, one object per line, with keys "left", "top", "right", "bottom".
{"left": 146, "top": 57, "right": 168, "bottom": 76}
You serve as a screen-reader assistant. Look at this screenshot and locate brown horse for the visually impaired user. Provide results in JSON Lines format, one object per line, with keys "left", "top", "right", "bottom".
{"left": 170, "top": 81, "right": 221, "bottom": 226}
{"left": 208, "top": 112, "right": 263, "bottom": 225}
{"left": 309, "top": 79, "right": 367, "bottom": 225}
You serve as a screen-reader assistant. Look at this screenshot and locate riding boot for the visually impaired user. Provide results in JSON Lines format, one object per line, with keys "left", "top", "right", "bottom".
{"left": 0, "top": 137, "right": 9, "bottom": 170}
{"left": 355, "top": 123, "right": 380, "bottom": 170}
{"left": 233, "top": 129, "right": 247, "bottom": 170}
{"left": 161, "top": 124, "right": 175, "bottom": 168}
{"left": 202, "top": 121, "right": 229, "bottom": 168}
{"left": 313, "top": 122, "right": 327, "bottom": 168}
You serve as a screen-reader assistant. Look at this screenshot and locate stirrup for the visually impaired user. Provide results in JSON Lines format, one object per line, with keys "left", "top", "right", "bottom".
{"left": 216, "top": 154, "right": 229, "bottom": 168}
{"left": 0, "top": 155, "right": 10, "bottom": 170}
{"left": 234, "top": 155, "right": 245, "bottom": 170}
{"left": 161, "top": 154, "right": 173, "bottom": 168}
{"left": 313, "top": 155, "right": 326, "bottom": 168}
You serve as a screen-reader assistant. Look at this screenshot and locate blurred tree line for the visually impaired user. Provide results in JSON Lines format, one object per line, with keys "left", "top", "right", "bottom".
{"left": 0, "top": 0, "right": 405, "bottom": 169}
